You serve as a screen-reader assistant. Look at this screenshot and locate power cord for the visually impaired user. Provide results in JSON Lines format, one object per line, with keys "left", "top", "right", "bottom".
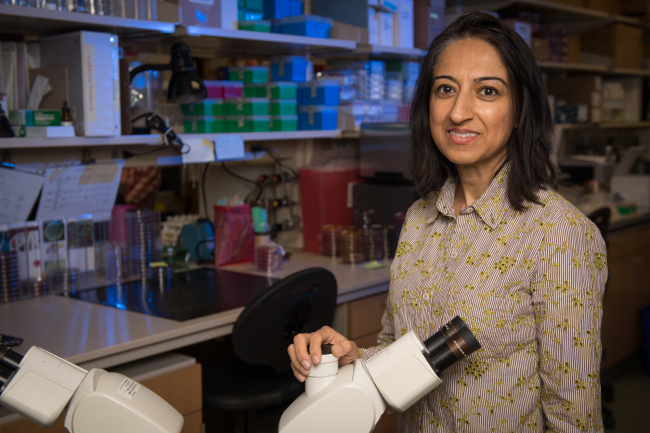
{"left": 126, "top": 112, "right": 190, "bottom": 159}
{"left": 221, "top": 162, "right": 264, "bottom": 202}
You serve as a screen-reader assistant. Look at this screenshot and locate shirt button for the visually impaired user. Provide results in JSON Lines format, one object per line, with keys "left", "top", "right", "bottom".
{"left": 451, "top": 251, "right": 458, "bottom": 259}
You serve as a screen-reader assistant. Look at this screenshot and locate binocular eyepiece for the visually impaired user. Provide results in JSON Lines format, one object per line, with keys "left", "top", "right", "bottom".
{"left": 423, "top": 316, "right": 482, "bottom": 374}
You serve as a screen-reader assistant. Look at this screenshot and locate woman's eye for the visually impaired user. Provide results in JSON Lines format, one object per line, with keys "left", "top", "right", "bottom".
{"left": 437, "top": 85, "right": 453, "bottom": 94}
{"left": 480, "top": 87, "right": 498, "bottom": 97}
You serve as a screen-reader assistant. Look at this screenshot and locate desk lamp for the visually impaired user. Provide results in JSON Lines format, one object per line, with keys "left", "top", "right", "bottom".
{"left": 129, "top": 42, "right": 207, "bottom": 104}
{"left": 279, "top": 316, "right": 481, "bottom": 433}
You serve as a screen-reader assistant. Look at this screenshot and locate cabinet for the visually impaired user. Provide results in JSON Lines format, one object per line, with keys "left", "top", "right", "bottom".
{"left": 602, "top": 223, "right": 650, "bottom": 370}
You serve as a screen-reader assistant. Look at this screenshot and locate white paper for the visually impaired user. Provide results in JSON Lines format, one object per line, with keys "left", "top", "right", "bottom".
{"left": 0, "top": 168, "right": 44, "bottom": 224}
{"left": 182, "top": 138, "right": 215, "bottom": 164}
{"left": 215, "top": 135, "right": 245, "bottom": 161}
{"left": 36, "top": 162, "right": 123, "bottom": 221}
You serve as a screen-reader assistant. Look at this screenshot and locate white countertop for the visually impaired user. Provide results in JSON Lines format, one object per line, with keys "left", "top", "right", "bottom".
{"left": 0, "top": 251, "right": 390, "bottom": 370}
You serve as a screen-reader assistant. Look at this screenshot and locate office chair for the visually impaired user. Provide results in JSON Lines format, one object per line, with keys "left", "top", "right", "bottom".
{"left": 202, "top": 267, "right": 338, "bottom": 433}
{"left": 587, "top": 207, "right": 614, "bottom": 429}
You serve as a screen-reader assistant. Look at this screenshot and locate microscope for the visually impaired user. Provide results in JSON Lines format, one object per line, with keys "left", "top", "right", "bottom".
{"left": 0, "top": 346, "right": 183, "bottom": 433}
{"left": 279, "top": 316, "right": 481, "bottom": 433}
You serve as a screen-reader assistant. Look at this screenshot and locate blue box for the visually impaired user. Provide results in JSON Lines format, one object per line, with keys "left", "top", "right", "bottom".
{"left": 298, "top": 80, "right": 340, "bottom": 106}
{"left": 263, "top": 0, "right": 290, "bottom": 19}
{"left": 271, "top": 18, "right": 282, "bottom": 33}
{"left": 281, "top": 14, "right": 332, "bottom": 38}
{"left": 298, "top": 106, "right": 338, "bottom": 130}
{"left": 402, "top": 62, "right": 420, "bottom": 82}
{"left": 289, "top": 0, "right": 302, "bottom": 15}
{"left": 271, "top": 56, "right": 308, "bottom": 82}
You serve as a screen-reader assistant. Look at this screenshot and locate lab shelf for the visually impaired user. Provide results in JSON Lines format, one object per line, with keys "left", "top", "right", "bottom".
{"left": 537, "top": 61, "right": 608, "bottom": 73}
{"left": 557, "top": 121, "right": 650, "bottom": 130}
{"left": 0, "top": 130, "right": 345, "bottom": 149}
{"left": 170, "top": 25, "right": 357, "bottom": 56}
{"left": 0, "top": 4, "right": 175, "bottom": 38}
{"left": 352, "top": 44, "right": 428, "bottom": 59}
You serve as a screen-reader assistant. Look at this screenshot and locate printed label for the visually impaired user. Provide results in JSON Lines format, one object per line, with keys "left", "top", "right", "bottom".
{"left": 84, "top": 44, "right": 96, "bottom": 122}
{"left": 116, "top": 377, "right": 141, "bottom": 400}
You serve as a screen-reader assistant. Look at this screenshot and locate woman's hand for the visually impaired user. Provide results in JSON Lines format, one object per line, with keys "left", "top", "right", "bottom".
{"left": 288, "top": 326, "right": 360, "bottom": 382}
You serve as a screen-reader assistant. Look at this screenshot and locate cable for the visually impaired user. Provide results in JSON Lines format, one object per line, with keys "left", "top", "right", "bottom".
{"left": 251, "top": 145, "right": 299, "bottom": 178}
{"left": 130, "top": 112, "right": 190, "bottom": 157}
{"left": 202, "top": 163, "right": 212, "bottom": 225}
{"left": 221, "top": 162, "right": 263, "bottom": 202}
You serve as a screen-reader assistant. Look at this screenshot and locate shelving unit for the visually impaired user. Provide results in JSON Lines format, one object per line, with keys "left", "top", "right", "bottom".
{"left": 352, "top": 44, "right": 427, "bottom": 59}
{"left": 0, "top": 4, "right": 175, "bottom": 37}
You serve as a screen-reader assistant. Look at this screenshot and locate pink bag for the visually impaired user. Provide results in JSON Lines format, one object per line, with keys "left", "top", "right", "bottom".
{"left": 213, "top": 204, "right": 255, "bottom": 266}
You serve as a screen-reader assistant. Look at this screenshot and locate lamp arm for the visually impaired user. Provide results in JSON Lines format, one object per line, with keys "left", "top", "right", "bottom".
{"left": 129, "top": 63, "right": 173, "bottom": 84}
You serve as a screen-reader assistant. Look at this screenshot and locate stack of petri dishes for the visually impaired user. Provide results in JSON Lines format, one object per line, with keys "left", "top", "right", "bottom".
{"left": 339, "top": 227, "right": 364, "bottom": 265}
{"left": 126, "top": 209, "right": 162, "bottom": 278}
{"left": 321, "top": 225, "right": 343, "bottom": 258}
{"left": 255, "top": 242, "right": 286, "bottom": 273}
{"left": 361, "top": 224, "right": 385, "bottom": 262}
{"left": 0, "top": 252, "right": 20, "bottom": 303}
{"left": 383, "top": 225, "right": 396, "bottom": 259}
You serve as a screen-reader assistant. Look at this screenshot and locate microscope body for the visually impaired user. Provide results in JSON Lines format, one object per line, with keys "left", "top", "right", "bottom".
{"left": 279, "top": 330, "right": 443, "bottom": 433}
{"left": 0, "top": 346, "right": 183, "bottom": 433}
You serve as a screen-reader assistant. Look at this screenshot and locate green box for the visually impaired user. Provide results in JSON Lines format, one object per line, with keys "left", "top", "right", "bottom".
{"left": 227, "top": 115, "right": 270, "bottom": 133}
{"left": 225, "top": 98, "right": 269, "bottom": 116}
{"left": 268, "top": 82, "right": 297, "bottom": 99}
{"left": 183, "top": 116, "right": 225, "bottom": 133}
{"left": 238, "top": 20, "right": 271, "bottom": 32}
{"left": 243, "top": 84, "right": 268, "bottom": 98}
{"left": 245, "top": 0, "right": 263, "bottom": 10}
{"left": 270, "top": 99, "right": 297, "bottom": 115}
{"left": 8, "top": 110, "right": 33, "bottom": 137}
{"left": 229, "top": 66, "right": 269, "bottom": 84}
{"left": 33, "top": 110, "right": 61, "bottom": 126}
{"left": 182, "top": 99, "right": 224, "bottom": 116}
{"left": 269, "top": 115, "right": 297, "bottom": 131}
{"left": 238, "top": 0, "right": 244, "bottom": 7}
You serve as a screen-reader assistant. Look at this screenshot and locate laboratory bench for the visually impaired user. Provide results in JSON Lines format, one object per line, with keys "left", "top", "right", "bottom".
{"left": 0, "top": 251, "right": 392, "bottom": 431}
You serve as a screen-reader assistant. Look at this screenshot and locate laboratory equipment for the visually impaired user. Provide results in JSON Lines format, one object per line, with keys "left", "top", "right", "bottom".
{"left": 279, "top": 316, "right": 481, "bottom": 433}
{"left": 0, "top": 346, "right": 183, "bottom": 433}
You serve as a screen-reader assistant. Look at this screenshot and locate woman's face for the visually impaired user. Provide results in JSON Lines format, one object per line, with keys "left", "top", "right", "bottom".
{"left": 429, "top": 38, "right": 515, "bottom": 173}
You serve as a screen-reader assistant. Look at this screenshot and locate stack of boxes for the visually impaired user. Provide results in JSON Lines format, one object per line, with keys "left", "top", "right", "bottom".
{"left": 297, "top": 80, "right": 340, "bottom": 130}
{"left": 238, "top": 0, "right": 334, "bottom": 38}
{"left": 227, "top": 66, "right": 270, "bottom": 132}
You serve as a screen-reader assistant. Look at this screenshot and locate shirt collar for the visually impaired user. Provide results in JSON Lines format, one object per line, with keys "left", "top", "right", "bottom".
{"left": 434, "top": 163, "right": 511, "bottom": 230}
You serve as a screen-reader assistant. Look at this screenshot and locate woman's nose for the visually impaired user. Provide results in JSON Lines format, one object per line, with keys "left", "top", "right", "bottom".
{"left": 449, "top": 91, "right": 474, "bottom": 124}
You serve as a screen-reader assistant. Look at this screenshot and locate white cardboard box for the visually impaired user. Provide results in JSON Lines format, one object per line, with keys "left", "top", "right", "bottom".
{"left": 611, "top": 175, "right": 650, "bottom": 211}
{"left": 394, "top": 0, "right": 413, "bottom": 48}
{"left": 40, "top": 31, "right": 120, "bottom": 137}
{"left": 378, "top": 11, "right": 394, "bottom": 46}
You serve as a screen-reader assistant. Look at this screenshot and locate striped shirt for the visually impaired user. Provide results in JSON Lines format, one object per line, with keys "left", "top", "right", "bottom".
{"left": 360, "top": 167, "right": 607, "bottom": 432}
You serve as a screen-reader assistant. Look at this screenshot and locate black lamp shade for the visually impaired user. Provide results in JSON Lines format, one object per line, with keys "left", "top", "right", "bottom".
{"left": 167, "top": 69, "right": 207, "bottom": 103}
{"left": 167, "top": 42, "right": 207, "bottom": 104}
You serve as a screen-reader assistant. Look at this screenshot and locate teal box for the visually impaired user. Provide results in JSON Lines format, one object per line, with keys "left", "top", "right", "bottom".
{"left": 183, "top": 116, "right": 226, "bottom": 133}
{"left": 225, "top": 98, "right": 270, "bottom": 115}
{"left": 182, "top": 99, "right": 224, "bottom": 116}
{"left": 268, "top": 82, "right": 297, "bottom": 99}
{"left": 229, "top": 66, "right": 269, "bottom": 84}
{"left": 227, "top": 115, "right": 270, "bottom": 133}
{"left": 269, "top": 115, "right": 297, "bottom": 131}
{"left": 270, "top": 99, "right": 297, "bottom": 115}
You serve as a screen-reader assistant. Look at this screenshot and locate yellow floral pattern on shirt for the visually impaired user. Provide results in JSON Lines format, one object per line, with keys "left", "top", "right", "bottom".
{"left": 361, "top": 168, "right": 607, "bottom": 433}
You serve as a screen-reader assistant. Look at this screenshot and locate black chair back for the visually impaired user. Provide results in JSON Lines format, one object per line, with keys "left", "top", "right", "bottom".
{"left": 231, "top": 267, "right": 337, "bottom": 373}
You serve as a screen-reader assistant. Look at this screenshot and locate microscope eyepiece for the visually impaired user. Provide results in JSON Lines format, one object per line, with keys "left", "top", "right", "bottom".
{"left": 423, "top": 316, "right": 481, "bottom": 374}
{"left": 0, "top": 347, "right": 23, "bottom": 372}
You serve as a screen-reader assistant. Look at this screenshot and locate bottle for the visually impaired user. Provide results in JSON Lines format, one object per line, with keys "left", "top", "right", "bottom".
{"left": 61, "top": 101, "right": 73, "bottom": 127}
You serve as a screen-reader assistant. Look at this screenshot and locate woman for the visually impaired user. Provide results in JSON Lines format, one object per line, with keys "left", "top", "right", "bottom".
{"left": 288, "top": 12, "right": 607, "bottom": 432}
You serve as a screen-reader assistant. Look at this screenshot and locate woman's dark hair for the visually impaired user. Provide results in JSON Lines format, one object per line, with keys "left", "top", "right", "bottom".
{"left": 409, "top": 11, "right": 558, "bottom": 211}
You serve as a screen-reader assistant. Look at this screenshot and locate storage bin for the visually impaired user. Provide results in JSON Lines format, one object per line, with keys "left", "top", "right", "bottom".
{"left": 289, "top": 0, "right": 302, "bottom": 15}
{"left": 225, "top": 98, "right": 270, "bottom": 116}
{"left": 268, "top": 81, "right": 297, "bottom": 99}
{"left": 227, "top": 115, "right": 270, "bottom": 133}
{"left": 269, "top": 115, "right": 298, "bottom": 131}
{"left": 182, "top": 99, "right": 224, "bottom": 116}
{"left": 238, "top": 20, "right": 271, "bottom": 32}
{"left": 298, "top": 106, "right": 338, "bottom": 130}
{"left": 270, "top": 99, "right": 297, "bottom": 115}
{"left": 243, "top": 83, "right": 269, "bottom": 98}
{"left": 245, "top": 0, "right": 264, "bottom": 10}
{"left": 203, "top": 80, "right": 227, "bottom": 99}
{"left": 281, "top": 15, "right": 332, "bottom": 38}
{"left": 183, "top": 116, "right": 226, "bottom": 133}
{"left": 264, "top": 0, "right": 290, "bottom": 19}
{"left": 229, "top": 66, "right": 269, "bottom": 84}
{"left": 298, "top": 80, "right": 340, "bottom": 106}
{"left": 223, "top": 81, "right": 244, "bottom": 99}
{"left": 271, "top": 56, "right": 308, "bottom": 82}
{"left": 238, "top": 9, "right": 264, "bottom": 21}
